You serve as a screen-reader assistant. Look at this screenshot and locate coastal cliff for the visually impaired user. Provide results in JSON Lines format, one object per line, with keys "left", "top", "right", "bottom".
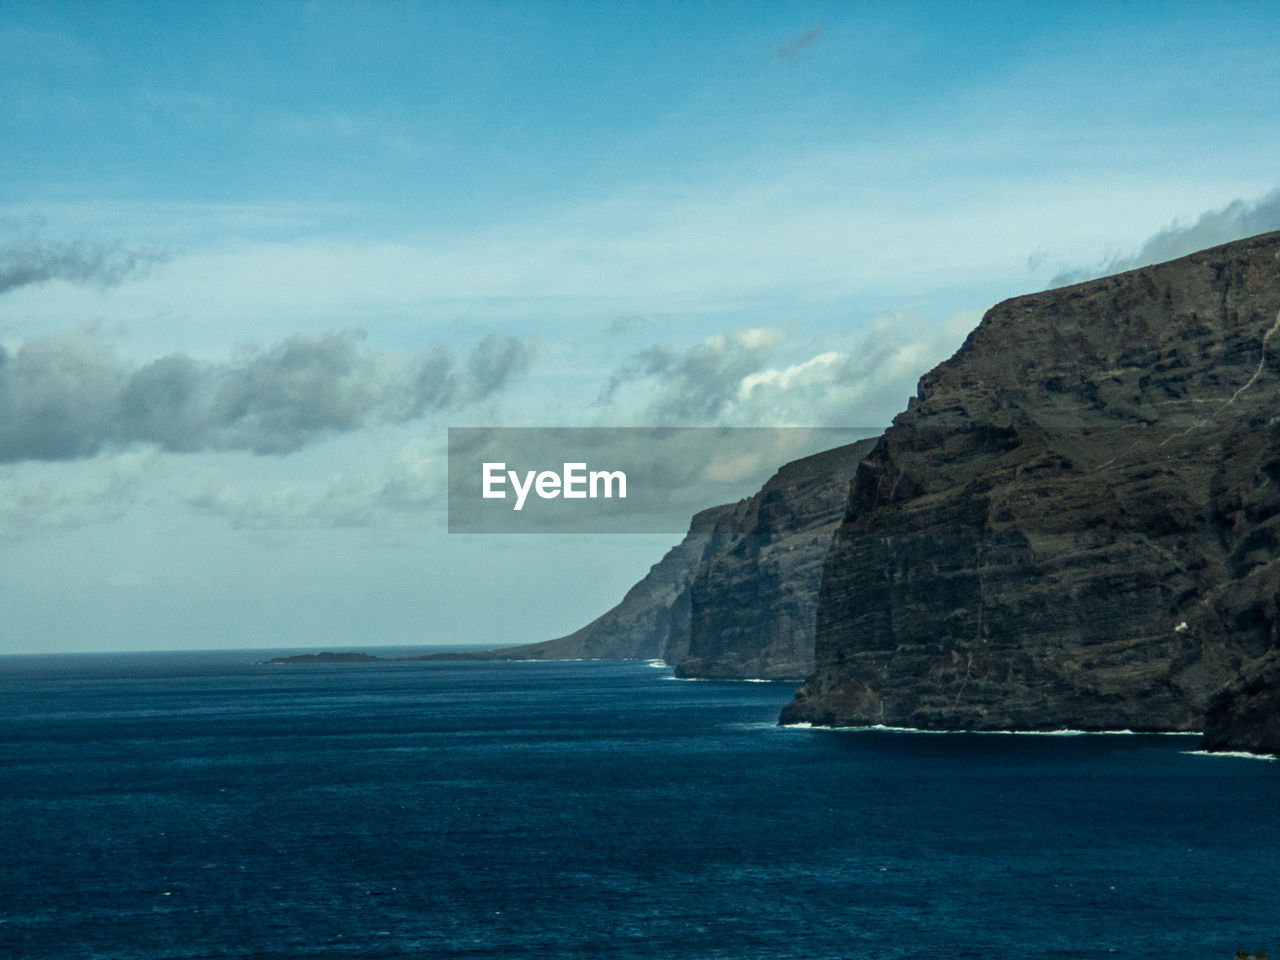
{"left": 1201, "top": 649, "right": 1280, "bottom": 754}
{"left": 675, "top": 439, "right": 876, "bottom": 679}
{"left": 460, "top": 440, "right": 873, "bottom": 678}
{"left": 431, "top": 501, "right": 742, "bottom": 662}
{"left": 781, "top": 231, "right": 1280, "bottom": 749}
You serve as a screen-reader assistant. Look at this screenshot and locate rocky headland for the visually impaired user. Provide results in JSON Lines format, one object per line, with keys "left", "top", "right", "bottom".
{"left": 674, "top": 439, "right": 877, "bottom": 679}
{"left": 780, "top": 230, "right": 1280, "bottom": 754}
{"left": 417, "top": 439, "right": 874, "bottom": 679}
{"left": 422, "top": 500, "right": 743, "bottom": 663}
{"left": 261, "top": 233, "right": 1280, "bottom": 756}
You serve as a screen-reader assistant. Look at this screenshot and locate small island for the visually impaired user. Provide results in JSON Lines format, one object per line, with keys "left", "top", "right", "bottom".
{"left": 258, "top": 651, "right": 386, "bottom": 664}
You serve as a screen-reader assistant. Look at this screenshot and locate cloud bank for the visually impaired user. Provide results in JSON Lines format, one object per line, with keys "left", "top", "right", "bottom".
{"left": 0, "top": 329, "right": 535, "bottom": 462}
{"left": 0, "top": 447, "right": 157, "bottom": 536}
{"left": 601, "top": 311, "right": 980, "bottom": 430}
{"left": 1052, "top": 188, "right": 1280, "bottom": 286}
{"left": 0, "top": 235, "right": 165, "bottom": 294}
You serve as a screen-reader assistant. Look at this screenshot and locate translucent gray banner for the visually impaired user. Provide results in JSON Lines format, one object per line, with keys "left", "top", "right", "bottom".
{"left": 447, "top": 427, "right": 879, "bottom": 533}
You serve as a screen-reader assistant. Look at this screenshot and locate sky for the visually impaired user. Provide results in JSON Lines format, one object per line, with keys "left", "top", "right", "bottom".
{"left": 3, "top": 1, "right": 1280, "bottom": 654}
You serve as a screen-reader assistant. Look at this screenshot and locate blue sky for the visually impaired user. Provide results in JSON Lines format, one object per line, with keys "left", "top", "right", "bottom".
{"left": 3, "top": 1, "right": 1279, "bottom": 654}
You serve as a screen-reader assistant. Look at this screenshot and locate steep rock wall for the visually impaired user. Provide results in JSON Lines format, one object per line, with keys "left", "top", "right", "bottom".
{"left": 782, "top": 231, "right": 1280, "bottom": 737}
{"left": 674, "top": 439, "right": 876, "bottom": 680}
{"left": 1201, "top": 649, "right": 1280, "bottom": 755}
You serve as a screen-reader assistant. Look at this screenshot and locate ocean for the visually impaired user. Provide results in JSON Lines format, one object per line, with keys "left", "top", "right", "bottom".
{"left": 1, "top": 651, "right": 1276, "bottom": 960}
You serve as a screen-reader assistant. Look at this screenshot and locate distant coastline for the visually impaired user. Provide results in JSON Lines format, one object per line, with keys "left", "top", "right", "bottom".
{"left": 257, "top": 648, "right": 559, "bottom": 665}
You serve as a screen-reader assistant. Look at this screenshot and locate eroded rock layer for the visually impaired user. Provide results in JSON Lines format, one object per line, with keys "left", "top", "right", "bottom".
{"left": 675, "top": 439, "right": 876, "bottom": 680}
{"left": 782, "top": 231, "right": 1280, "bottom": 740}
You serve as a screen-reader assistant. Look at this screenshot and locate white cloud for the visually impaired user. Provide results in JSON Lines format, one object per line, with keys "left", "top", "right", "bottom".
{"left": 721, "top": 310, "right": 983, "bottom": 428}
{"left": 0, "top": 446, "right": 158, "bottom": 536}
{"left": 0, "top": 233, "right": 165, "bottom": 294}
{"left": 739, "top": 351, "right": 839, "bottom": 398}
{"left": 186, "top": 473, "right": 376, "bottom": 531}
{"left": 0, "top": 327, "right": 534, "bottom": 462}
{"left": 177, "top": 434, "right": 449, "bottom": 533}
{"left": 1048, "top": 188, "right": 1280, "bottom": 286}
{"left": 378, "top": 438, "right": 444, "bottom": 511}
{"left": 598, "top": 309, "right": 982, "bottom": 431}
{"left": 602, "top": 327, "right": 790, "bottom": 425}
{"left": 8, "top": 161, "right": 1269, "bottom": 361}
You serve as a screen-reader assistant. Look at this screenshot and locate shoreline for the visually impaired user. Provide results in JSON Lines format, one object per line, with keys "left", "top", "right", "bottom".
{"left": 780, "top": 720, "right": 1280, "bottom": 760}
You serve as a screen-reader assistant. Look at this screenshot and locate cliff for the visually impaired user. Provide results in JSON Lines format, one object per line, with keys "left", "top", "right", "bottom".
{"left": 458, "top": 439, "right": 874, "bottom": 678}
{"left": 426, "top": 502, "right": 742, "bottom": 663}
{"left": 782, "top": 230, "right": 1280, "bottom": 748}
{"left": 674, "top": 439, "right": 876, "bottom": 679}
{"left": 1201, "top": 649, "right": 1280, "bottom": 755}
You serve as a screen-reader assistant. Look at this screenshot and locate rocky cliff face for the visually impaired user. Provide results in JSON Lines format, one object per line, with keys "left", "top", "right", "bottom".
{"left": 1201, "top": 649, "right": 1280, "bottom": 755}
{"left": 459, "top": 501, "right": 741, "bottom": 662}
{"left": 473, "top": 440, "right": 874, "bottom": 678}
{"left": 782, "top": 231, "right": 1280, "bottom": 746}
{"left": 674, "top": 439, "right": 876, "bottom": 680}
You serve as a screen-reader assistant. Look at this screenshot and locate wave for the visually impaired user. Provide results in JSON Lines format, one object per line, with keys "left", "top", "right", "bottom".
{"left": 665, "top": 675, "right": 789, "bottom": 683}
{"left": 1183, "top": 749, "right": 1277, "bottom": 762}
{"left": 780, "top": 722, "right": 1202, "bottom": 738}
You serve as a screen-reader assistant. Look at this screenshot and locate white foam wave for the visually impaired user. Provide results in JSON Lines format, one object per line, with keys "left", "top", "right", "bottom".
{"left": 665, "top": 674, "right": 787, "bottom": 683}
{"left": 779, "top": 722, "right": 1202, "bottom": 738}
{"left": 1184, "top": 749, "right": 1277, "bottom": 762}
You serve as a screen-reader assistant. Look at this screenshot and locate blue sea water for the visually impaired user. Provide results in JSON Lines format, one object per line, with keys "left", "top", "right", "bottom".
{"left": 1, "top": 651, "right": 1276, "bottom": 960}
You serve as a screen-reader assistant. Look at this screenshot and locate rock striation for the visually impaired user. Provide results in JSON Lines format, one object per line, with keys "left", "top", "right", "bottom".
{"left": 782, "top": 231, "right": 1280, "bottom": 748}
{"left": 675, "top": 439, "right": 876, "bottom": 679}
